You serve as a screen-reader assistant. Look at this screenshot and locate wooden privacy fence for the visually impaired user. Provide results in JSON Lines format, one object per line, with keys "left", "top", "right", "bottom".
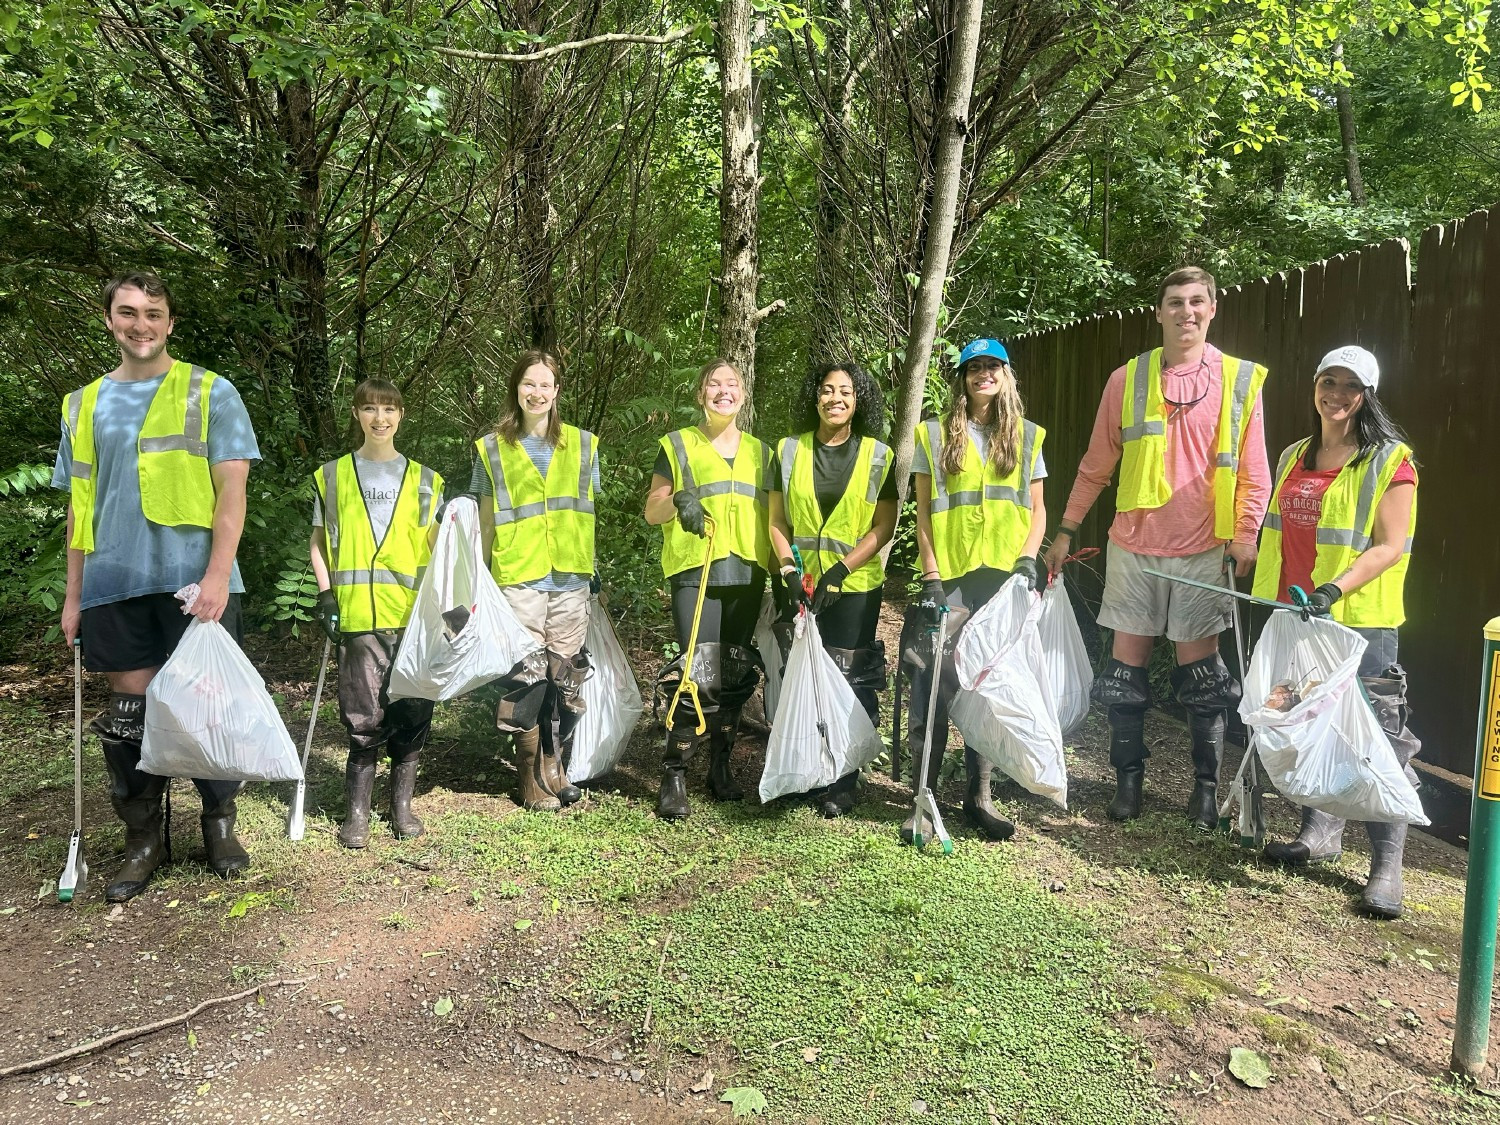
{"left": 1008, "top": 206, "right": 1500, "bottom": 780}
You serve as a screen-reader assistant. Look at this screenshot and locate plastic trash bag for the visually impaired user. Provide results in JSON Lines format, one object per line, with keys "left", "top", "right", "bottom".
{"left": 570, "top": 595, "right": 644, "bottom": 781}
{"left": 388, "top": 496, "right": 543, "bottom": 702}
{"left": 949, "top": 575, "right": 1068, "bottom": 809}
{"left": 759, "top": 610, "right": 883, "bottom": 802}
{"left": 1037, "top": 575, "right": 1093, "bottom": 737}
{"left": 141, "top": 618, "right": 301, "bottom": 782}
{"left": 1241, "top": 612, "right": 1427, "bottom": 825}
{"left": 754, "top": 590, "right": 784, "bottom": 723}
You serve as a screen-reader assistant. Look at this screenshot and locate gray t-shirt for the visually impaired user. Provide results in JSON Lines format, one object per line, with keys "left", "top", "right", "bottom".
{"left": 52, "top": 371, "right": 261, "bottom": 610}
{"left": 911, "top": 420, "right": 1048, "bottom": 480}
{"left": 469, "top": 433, "right": 601, "bottom": 592}
{"left": 313, "top": 454, "right": 408, "bottom": 544}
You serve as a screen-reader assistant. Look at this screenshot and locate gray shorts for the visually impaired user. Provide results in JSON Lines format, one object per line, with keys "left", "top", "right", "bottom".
{"left": 1098, "top": 542, "right": 1232, "bottom": 642}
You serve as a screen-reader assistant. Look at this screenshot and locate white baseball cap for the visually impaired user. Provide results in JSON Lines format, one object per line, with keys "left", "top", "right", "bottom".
{"left": 1315, "top": 345, "right": 1380, "bottom": 391}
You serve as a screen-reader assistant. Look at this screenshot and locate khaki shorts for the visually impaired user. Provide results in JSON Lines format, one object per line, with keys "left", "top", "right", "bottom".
{"left": 500, "top": 586, "right": 589, "bottom": 658}
{"left": 1097, "top": 542, "right": 1232, "bottom": 643}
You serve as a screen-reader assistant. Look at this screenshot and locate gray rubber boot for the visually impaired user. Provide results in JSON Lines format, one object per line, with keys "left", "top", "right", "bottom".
{"left": 962, "top": 748, "right": 1016, "bottom": 842}
{"left": 1262, "top": 804, "right": 1344, "bottom": 865}
{"left": 1360, "top": 821, "right": 1407, "bottom": 919}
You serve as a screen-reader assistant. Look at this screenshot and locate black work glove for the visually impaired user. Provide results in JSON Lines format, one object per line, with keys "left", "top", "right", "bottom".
{"left": 1303, "top": 582, "right": 1343, "bottom": 619}
{"left": 1011, "top": 555, "right": 1039, "bottom": 591}
{"left": 780, "top": 567, "right": 810, "bottom": 615}
{"left": 916, "top": 579, "right": 946, "bottom": 626}
{"left": 316, "top": 589, "right": 340, "bottom": 642}
{"left": 673, "top": 490, "right": 706, "bottom": 536}
{"left": 590, "top": 573, "right": 602, "bottom": 595}
{"left": 812, "top": 561, "right": 849, "bottom": 613}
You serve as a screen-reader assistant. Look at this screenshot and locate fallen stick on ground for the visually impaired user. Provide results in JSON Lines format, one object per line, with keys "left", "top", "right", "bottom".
{"left": 0, "top": 978, "right": 310, "bottom": 1079}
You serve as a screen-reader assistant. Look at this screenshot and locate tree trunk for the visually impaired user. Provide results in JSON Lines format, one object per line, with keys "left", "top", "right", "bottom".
{"left": 887, "top": 0, "right": 984, "bottom": 505}
{"left": 1333, "top": 41, "right": 1367, "bottom": 207}
{"left": 517, "top": 49, "right": 560, "bottom": 349}
{"left": 810, "top": 0, "right": 853, "bottom": 360}
{"left": 277, "top": 77, "right": 334, "bottom": 449}
{"left": 717, "top": 0, "right": 761, "bottom": 418}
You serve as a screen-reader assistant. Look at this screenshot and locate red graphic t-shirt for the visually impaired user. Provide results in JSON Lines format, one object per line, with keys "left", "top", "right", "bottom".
{"left": 1275, "top": 453, "right": 1415, "bottom": 599}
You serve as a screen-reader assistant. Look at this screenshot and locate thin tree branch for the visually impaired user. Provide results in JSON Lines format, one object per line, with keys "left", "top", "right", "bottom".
{"left": 435, "top": 25, "right": 700, "bottom": 64}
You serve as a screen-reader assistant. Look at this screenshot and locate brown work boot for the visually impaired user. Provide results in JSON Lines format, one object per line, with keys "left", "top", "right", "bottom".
{"left": 514, "top": 728, "right": 560, "bottom": 811}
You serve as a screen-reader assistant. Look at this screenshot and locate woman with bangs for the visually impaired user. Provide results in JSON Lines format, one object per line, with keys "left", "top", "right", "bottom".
{"left": 644, "top": 360, "right": 772, "bottom": 820}
{"left": 311, "top": 379, "right": 444, "bottom": 847}
{"left": 472, "top": 349, "right": 600, "bottom": 814}
{"left": 905, "top": 338, "right": 1047, "bottom": 845}
{"left": 767, "top": 362, "right": 897, "bottom": 817}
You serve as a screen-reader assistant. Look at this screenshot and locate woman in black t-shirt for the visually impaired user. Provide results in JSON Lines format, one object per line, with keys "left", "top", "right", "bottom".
{"left": 768, "top": 363, "right": 898, "bottom": 817}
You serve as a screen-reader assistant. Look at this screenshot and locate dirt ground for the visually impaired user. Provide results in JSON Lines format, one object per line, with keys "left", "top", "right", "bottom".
{"left": 1, "top": 610, "right": 1498, "bottom": 1124}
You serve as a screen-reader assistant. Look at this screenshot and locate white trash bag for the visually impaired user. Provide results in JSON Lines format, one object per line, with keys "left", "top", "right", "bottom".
{"left": 1242, "top": 612, "right": 1427, "bottom": 825}
{"left": 754, "top": 590, "right": 785, "bottom": 723}
{"left": 142, "top": 618, "right": 301, "bottom": 782}
{"left": 759, "top": 610, "right": 883, "bottom": 802}
{"left": 949, "top": 576, "right": 1068, "bottom": 809}
{"left": 388, "top": 496, "right": 542, "bottom": 702}
{"left": 1037, "top": 575, "right": 1093, "bottom": 737}
{"left": 570, "top": 595, "right": 644, "bottom": 782}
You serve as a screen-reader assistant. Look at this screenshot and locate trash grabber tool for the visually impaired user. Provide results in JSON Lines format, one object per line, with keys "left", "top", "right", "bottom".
{"left": 666, "top": 515, "right": 716, "bottom": 736}
{"left": 1219, "top": 558, "right": 1266, "bottom": 847}
{"left": 58, "top": 638, "right": 88, "bottom": 904}
{"left": 910, "top": 606, "right": 953, "bottom": 855}
{"left": 288, "top": 637, "right": 333, "bottom": 841}
{"left": 1142, "top": 568, "right": 1309, "bottom": 614}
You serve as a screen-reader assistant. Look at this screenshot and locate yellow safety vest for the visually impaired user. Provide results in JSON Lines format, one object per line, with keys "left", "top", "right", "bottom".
{"left": 915, "top": 416, "right": 1045, "bottom": 580}
{"left": 313, "top": 455, "right": 441, "bottom": 632}
{"left": 777, "top": 433, "right": 890, "bottom": 593}
{"left": 658, "top": 427, "right": 772, "bottom": 579}
{"left": 476, "top": 425, "right": 596, "bottom": 586}
{"left": 63, "top": 361, "right": 219, "bottom": 553}
{"left": 1117, "top": 348, "right": 1268, "bottom": 541}
{"left": 1252, "top": 439, "right": 1416, "bottom": 629}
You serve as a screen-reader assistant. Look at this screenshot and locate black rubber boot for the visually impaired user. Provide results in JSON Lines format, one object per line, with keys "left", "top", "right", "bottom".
{"left": 657, "top": 728, "right": 698, "bottom": 820}
{"left": 197, "top": 781, "right": 250, "bottom": 879}
{"left": 816, "top": 771, "right": 859, "bottom": 819}
{"left": 1360, "top": 821, "right": 1407, "bottom": 919}
{"left": 1263, "top": 805, "right": 1345, "bottom": 865}
{"left": 962, "top": 747, "right": 1016, "bottom": 842}
{"left": 338, "top": 752, "right": 377, "bottom": 848}
{"left": 388, "top": 753, "right": 425, "bottom": 838}
{"left": 1097, "top": 659, "right": 1151, "bottom": 822}
{"left": 707, "top": 710, "right": 744, "bottom": 802}
{"left": 100, "top": 731, "right": 168, "bottom": 903}
{"left": 1173, "top": 656, "right": 1239, "bottom": 833}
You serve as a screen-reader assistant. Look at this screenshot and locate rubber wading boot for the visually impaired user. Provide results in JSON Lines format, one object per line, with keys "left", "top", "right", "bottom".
{"left": 1107, "top": 764, "right": 1144, "bottom": 822}
{"left": 1360, "top": 821, "right": 1407, "bottom": 919}
{"left": 816, "top": 771, "right": 859, "bottom": 819}
{"left": 1098, "top": 659, "right": 1151, "bottom": 822}
{"left": 105, "top": 770, "right": 168, "bottom": 902}
{"left": 900, "top": 738, "right": 945, "bottom": 845}
{"left": 1184, "top": 709, "right": 1224, "bottom": 832}
{"left": 338, "top": 752, "right": 377, "bottom": 849}
{"left": 657, "top": 729, "right": 698, "bottom": 820}
{"left": 1263, "top": 805, "right": 1345, "bottom": 866}
{"left": 707, "top": 711, "right": 744, "bottom": 802}
{"left": 515, "top": 728, "right": 560, "bottom": 812}
{"left": 539, "top": 710, "right": 582, "bottom": 806}
{"left": 962, "top": 747, "right": 1016, "bottom": 842}
{"left": 200, "top": 789, "right": 251, "bottom": 879}
{"left": 388, "top": 754, "right": 425, "bottom": 839}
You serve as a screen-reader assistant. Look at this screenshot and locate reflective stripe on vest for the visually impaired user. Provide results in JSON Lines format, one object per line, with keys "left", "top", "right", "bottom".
{"left": 916, "top": 415, "right": 1044, "bottom": 580}
{"left": 659, "top": 428, "right": 771, "bottom": 579}
{"left": 1252, "top": 438, "right": 1416, "bottom": 629}
{"left": 1117, "top": 348, "right": 1268, "bottom": 541}
{"left": 314, "top": 455, "right": 440, "bottom": 632}
{"left": 477, "top": 425, "right": 596, "bottom": 586}
{"left": 64, "top": 361, "right": 219, "bottom": 553}
{"left": 778, "top": 433, "right": 890, "bottom": 593}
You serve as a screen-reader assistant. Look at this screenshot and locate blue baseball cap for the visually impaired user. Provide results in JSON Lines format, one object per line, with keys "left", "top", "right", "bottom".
{"left": 958, "top": 338, "right": 1010, "bottom": 367}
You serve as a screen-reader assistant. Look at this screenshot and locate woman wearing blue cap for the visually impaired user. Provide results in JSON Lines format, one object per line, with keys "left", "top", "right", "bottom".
{"left": 1253, "top": 345, "right": 1420, "bottom": 918}
{"left": 767, "top": 362, "right": 898, "bottom": 817}
{"left": 903, "top": 338, "right": 1048, "bottom": 843}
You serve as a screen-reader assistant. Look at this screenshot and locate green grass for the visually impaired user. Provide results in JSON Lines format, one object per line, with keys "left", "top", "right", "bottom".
{"left": 429, "top": 795, "right": 1163, "bottom": 1124}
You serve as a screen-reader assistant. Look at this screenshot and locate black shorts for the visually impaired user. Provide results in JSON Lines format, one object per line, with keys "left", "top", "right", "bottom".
{"left": 80, "top": 593, "right": 243, "bottom": 674}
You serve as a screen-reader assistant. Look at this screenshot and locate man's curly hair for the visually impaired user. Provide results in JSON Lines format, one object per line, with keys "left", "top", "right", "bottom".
{"left": 791, "top": 362, "right": 887, "bottom": 438}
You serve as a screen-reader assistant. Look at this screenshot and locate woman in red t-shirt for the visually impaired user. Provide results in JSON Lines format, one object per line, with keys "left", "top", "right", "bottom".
{"left": 1252, "top": 345, "right": 1419, "bottom": 919}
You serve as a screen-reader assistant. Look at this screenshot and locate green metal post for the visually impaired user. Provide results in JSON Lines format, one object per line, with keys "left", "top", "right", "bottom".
{"left": 1452, "top": 616, "right": 1500, "bottom": 1079}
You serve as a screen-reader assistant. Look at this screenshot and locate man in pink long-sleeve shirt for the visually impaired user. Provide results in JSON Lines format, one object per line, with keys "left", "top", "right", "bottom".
{"left": 1043, "top": 267, "right": 1272, "bottom": 827}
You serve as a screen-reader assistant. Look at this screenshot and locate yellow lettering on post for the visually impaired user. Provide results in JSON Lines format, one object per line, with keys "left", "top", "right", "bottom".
{"left": 1481, "top": 651, "right": 1500, "bottom": 802}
